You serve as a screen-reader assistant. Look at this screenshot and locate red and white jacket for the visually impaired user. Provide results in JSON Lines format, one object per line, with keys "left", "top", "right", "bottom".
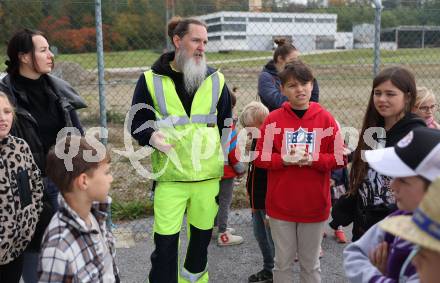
{"left": 223, "top": 123, "right": 245, "bottom": 179}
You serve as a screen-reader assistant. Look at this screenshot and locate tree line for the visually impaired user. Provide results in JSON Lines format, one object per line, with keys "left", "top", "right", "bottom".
{"left": 1, "top": 0, "right": 439, "bottom": 54}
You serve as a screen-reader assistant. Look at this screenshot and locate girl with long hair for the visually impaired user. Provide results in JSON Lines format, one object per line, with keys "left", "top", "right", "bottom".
{"left": 348, "top": 66, "right": 426, "bottom": 241}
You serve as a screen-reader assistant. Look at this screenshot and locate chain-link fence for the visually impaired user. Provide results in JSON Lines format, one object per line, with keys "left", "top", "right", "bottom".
{"left": 1, "top": 0, "right": 440, "bottom": 256}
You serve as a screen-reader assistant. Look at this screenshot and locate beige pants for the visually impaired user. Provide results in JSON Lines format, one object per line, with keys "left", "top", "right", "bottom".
{"left": 269, "top": 217, "right": 325, "bottom": 283}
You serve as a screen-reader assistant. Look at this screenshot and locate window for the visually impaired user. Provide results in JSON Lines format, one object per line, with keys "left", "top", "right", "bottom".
{"left": 223, "top": 24, "right": 246, "bottom": 32}
{"left": 316, "top": 18, "right": 335, "bottom": 23}
{"left": 295, "top": 18, "right": 314, "bottom": 23}
{"left": 207, "top": 24, "right": 222, "bottom": 32}
{"left": 249, "top": 17, "right": 270, "bottom": 22}
{"left": 208, "top": 36, "right": 221, "bottom": 41}
{"left": 316, "top": 35, "right": 335, "bottom": 50}
{"left": 224, "top": 35, "right": 246, "bottom": 40}
{"left": 224, "top": 16, "right": 246, "bottom": 22}
{"left": 272, "top": 18, "right": 292, "bottom": 23}
{"left": 206, "top": 17, "right": 221, "bottom": 24}
{"left": 207, "top": 24, "right": 246, "bottom": 32}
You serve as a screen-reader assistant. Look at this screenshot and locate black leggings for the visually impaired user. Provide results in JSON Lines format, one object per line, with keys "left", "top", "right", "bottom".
{"left": 0, "top": 254, "right": 24, "bottom": 283}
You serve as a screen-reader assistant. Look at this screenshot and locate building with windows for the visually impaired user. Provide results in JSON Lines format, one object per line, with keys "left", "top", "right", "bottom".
{"left": 196, "top": 11, "right": 338, "bottom": 52}
{"left": 381, "top": 26, "right": 440, "bottom": 49}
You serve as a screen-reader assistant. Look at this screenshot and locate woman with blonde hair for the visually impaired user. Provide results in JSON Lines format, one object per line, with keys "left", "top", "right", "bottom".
{"left": 412, "top": 87, "right": 440, "bottom": 129}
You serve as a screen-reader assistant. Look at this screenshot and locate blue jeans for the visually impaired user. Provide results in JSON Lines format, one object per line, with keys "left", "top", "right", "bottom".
{"left": 252, "top": 210, "right": 275, "bottom": 272}
{"left": 216, "top": 178, "right": 234, "bottom": 233}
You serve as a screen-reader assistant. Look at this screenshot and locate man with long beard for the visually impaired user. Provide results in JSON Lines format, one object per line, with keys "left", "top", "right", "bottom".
{"left": 130, "top": 17, "right": 232, "bottom": 283}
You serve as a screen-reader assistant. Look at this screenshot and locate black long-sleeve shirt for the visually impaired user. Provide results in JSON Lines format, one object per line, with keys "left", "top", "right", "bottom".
{"left": 14, "top": 75, "right": 65, "bottom": 155}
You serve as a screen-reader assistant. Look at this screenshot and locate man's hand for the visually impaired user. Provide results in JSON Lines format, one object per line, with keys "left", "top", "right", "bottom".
{"left": 149, "top": 131, "right": 173, "bottom": 153}
{"left": 368, "top": 241, "right": 389, "bottom": 275}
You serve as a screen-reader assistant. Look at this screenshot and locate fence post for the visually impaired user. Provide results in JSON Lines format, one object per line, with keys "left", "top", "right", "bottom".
{"left": 372, "top": 0, "right": 382, "bottom": 76}
{"left": 165, "top": 0, "right": 175, "bottom": 51}
{"left": 95, "top": 0, "right": 113, "bottom": 229}
{"left": 95, "top": 0, "right": 108, "bottom": 145}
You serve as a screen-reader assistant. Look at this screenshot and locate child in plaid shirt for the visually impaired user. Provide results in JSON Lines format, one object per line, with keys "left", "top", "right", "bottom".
{"left": 38, "top": 136, "right": 119, "bottom": 282}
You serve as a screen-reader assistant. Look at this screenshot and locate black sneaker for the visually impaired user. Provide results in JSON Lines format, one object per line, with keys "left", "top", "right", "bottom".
{"left": 248, "top": 269, "right": 273, "bottom": 283}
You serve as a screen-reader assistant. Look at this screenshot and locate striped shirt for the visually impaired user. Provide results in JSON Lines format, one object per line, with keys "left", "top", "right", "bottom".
{"left": 38, "top": 195, "right": 120, "bottom": 282}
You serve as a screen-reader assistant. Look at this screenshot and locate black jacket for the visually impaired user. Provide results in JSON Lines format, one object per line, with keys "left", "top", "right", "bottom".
{"left": 246, "top": 139, "right": 268, "bottom": 209}
{"left": 383, "top": 113, "right": 426, "bottom": 147}
{"left": 0, "top": 73, "right": 86, "bottom": 251}
{"left": 0, "top": 74, "right": 87, "bottom": 175}
{"left": 129, "top": 51, "right": 232, "bottom": 147}
{"left": 332, "top": 113, "right": 426, "bottom": 240}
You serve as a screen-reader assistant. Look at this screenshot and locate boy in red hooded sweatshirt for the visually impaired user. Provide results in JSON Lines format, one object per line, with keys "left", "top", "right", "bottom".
{"left": 255, "top": 60, "right": 345, "bottom": 283}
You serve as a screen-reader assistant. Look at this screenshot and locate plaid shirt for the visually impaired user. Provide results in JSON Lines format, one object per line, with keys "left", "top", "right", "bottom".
{"left": 38, "top": 195, "right": 120, "bottom": 283}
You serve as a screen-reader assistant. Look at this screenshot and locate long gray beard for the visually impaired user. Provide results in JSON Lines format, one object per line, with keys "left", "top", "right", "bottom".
{"left": 175, "top": 50, "right": 207, "bottom": 95}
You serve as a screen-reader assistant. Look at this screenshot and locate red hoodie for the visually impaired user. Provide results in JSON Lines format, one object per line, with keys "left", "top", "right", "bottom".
{"left": 254, "top": 102, "right": 345, "bottom": 223}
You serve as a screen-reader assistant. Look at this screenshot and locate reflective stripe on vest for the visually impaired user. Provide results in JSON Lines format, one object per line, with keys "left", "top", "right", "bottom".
{"left": 152, "top": 72, "right": 220, "bottom": 127}
{"left": 153, "top": 75, "right": 168, "bottom": 117}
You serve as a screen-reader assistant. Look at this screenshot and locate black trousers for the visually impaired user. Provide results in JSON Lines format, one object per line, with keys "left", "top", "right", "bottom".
{"left": 148, "top": 225, "right": 212, "bottom": 283}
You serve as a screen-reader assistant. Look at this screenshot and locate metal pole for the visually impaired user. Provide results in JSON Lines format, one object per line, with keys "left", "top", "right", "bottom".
{"left": 95, "top": 0, "right": 113, "bottom": 229}
{"left": 372, "top": 0, "right": 382, "bottom": 77}
{"left": 165, "top": 0, "right": 174, "bottom": 52}
{"left": 95, "top": 0, "right": 107, "bottom": 145}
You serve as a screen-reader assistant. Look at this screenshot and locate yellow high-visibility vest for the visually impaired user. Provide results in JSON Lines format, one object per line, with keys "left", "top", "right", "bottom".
{"left": 144, "top": 70, "right": 225, "bottom": 181}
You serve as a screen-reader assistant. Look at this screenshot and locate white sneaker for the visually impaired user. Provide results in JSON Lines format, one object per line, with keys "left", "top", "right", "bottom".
{"left": 212, "top": 227, "right": 235, "bottom": 239}
{"left": 217, "top": 230, "right": 244, "bottom": 246}
{"left": 226, "top": 227, "right": 235, "bottom": 234}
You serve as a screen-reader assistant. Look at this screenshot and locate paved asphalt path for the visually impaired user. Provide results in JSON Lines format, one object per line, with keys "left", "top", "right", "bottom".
{"left": 115, "top": 209, "right": 352, "bottom": 283}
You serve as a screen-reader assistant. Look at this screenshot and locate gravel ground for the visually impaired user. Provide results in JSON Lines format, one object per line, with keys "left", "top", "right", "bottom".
{"left": 115, "top": 209, "right": 352, "bottom": 283}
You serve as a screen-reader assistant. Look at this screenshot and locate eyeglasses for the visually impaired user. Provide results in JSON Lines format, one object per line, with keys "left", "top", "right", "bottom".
{"left": 418, "top": 104, "right": 438, "bottom": 113}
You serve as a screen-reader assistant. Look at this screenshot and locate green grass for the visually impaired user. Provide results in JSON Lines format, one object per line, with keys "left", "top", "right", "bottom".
{"left": 52, "top": 48, "right": 440, "bottom": 70}
{"left": 4, "top": 47, "right": 440, "bottom": 70}
{"left": 57, "top": 49, "right": 161, "bottom": 69}
{"left": 56, "top": 49, "right": 272, "bottom": 69}
{"left": 56, "top": 50, "right": 273, "bottom": 69}
{"left": 111, "top": 199, "right": 153, "bottom": 221}
{"left": 302, "top": 48, "right": 440, "bottom": 66}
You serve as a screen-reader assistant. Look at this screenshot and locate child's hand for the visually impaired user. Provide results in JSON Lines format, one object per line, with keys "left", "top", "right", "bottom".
{"left": 368, "top": 241, "right": 388, "bottom": 275}
{"left": 245, "top": 135, "right": 253, "bottom": 154}
{"left": 343, "top": 147, "right": 352, "bottom": 156}
{"left": 282, "top": 152, "right": 298, "bottom": 166}
{"left": 282, "top": 145, "right": 312, "bottom": 167}
{"left": 297, "top": 153, "right": 313, "bottom": 167}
